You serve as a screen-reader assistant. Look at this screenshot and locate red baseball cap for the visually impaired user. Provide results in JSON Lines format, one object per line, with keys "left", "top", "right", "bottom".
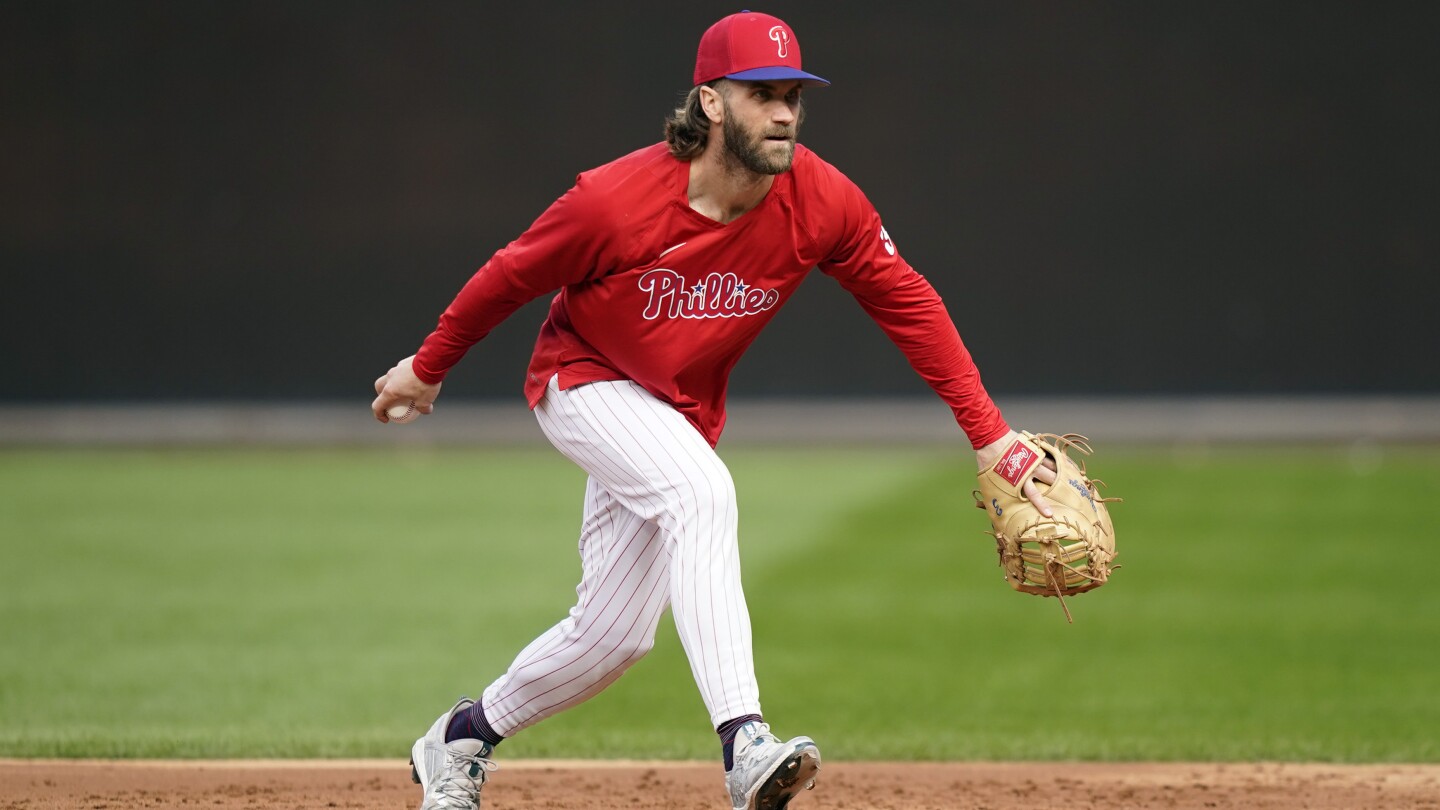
{"left": 692, "top": 10, "right": 830, "bottom": 87}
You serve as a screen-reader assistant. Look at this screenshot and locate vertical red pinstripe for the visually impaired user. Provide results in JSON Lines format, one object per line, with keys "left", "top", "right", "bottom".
{"left": 478, "top": 376, "right": 762, "bottom": 737}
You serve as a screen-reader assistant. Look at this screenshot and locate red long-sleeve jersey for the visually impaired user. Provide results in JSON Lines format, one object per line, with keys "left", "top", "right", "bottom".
{"left": 413, "top": 143, "right": 1009, "bottom": 449}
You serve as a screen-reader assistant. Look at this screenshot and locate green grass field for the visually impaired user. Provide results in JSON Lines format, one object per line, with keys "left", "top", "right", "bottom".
{"left": 2, "top": 444, "right": 1437, "bottom": 762}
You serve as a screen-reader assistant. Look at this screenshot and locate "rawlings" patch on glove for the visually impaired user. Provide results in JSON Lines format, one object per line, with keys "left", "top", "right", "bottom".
{"left": 973, "top": 432, "right": 1121, "bottom": 622}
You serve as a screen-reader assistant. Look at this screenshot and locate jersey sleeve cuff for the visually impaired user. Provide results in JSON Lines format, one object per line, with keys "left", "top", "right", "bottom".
{"left": 970, "top": 421, "right": 1012, "bottom": 450}
{"left": 411, "top": 357, "right": 447, "bottom": 385}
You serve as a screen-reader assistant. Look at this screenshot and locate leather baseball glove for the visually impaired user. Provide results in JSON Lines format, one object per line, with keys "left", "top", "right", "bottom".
{"left": 974, "top": 432, "right": 1120, "bottom": 622}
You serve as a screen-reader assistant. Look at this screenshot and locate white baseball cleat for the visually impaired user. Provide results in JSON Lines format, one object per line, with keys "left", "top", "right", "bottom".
{"left": 409, "top": 697, "right": 497, "bottom": 810}
{"left": 725, "top": 721, "right": 821, "bottom": 810}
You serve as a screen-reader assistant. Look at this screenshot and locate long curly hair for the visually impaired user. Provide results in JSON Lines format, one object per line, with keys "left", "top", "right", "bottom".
{"left": 663, "top": 83, "right": 717, "bottom": 160}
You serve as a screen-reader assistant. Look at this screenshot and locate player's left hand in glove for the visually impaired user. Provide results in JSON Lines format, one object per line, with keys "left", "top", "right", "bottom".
{"left": 974, "top": 431, "right": 1120, "bottom": 622}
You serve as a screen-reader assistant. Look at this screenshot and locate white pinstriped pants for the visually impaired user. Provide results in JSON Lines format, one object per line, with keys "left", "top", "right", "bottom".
{"left": 479, "top": 375, "right": 762, "bottom": 735}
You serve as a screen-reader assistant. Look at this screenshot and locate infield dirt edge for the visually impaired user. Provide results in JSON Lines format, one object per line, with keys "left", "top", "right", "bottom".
{"left": 6, "top": 758, "right": 1440, "bottom": 810}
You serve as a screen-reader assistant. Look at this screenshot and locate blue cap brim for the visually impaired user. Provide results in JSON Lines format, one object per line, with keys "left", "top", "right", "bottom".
{"left": 725, "top": 66, "right": 830, "bottom": 87}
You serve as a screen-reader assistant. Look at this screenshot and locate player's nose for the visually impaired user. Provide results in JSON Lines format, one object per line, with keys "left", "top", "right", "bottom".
{"left": 772, "top": 105, "right": 795, "bottom": 125}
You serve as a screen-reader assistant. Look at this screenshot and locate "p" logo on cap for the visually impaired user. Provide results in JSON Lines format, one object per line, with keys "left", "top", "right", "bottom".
{"left": 769, "top": 25, "right": 790, "bottom": 58}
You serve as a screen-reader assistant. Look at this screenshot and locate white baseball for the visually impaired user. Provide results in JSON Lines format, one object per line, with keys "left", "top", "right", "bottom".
{"left": 386, "top": 400, "right": 419, "bottom": 424}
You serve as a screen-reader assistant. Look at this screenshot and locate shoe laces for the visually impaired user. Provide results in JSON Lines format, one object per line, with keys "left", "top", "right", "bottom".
{"left": 737, "top": 722, "right": 781, "bottom": 757}
{"left": 434, "top": 751, "right": 498, "bottom": 808}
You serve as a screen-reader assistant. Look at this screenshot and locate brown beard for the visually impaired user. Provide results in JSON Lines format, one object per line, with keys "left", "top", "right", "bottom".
{"left": 720, "top": 102, "right": 796, "bottom": 175}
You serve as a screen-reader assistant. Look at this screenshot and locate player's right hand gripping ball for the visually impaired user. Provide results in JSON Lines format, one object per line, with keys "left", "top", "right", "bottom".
{"left": 974, "top": 432, "right": 1120, "bottom": 622}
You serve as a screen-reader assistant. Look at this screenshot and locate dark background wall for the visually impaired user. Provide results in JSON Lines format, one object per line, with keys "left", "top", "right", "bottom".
{"left": 2, "top": 1, "right": 1436, "bottom": 403}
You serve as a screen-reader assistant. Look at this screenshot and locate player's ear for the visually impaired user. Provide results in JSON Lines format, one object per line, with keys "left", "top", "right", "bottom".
{"left": 699, "top": 82, "right": 726, "bottom": 126}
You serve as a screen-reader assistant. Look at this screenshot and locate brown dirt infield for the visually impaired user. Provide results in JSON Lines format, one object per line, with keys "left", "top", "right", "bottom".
{"left": 3, "top": 759, "right": 1438, "bottom": 809}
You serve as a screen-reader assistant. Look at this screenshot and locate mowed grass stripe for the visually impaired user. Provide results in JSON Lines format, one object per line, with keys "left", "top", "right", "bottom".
{"left": 1, "top": 447, "right": 1436, "bottom": 761}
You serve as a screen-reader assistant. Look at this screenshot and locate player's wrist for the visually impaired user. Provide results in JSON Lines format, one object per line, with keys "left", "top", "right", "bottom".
{"left": 411, "top": 356, "right": 447, "bottom": 385}
{"left": 970, "top": 424, "right": 1014, "bottom": 453}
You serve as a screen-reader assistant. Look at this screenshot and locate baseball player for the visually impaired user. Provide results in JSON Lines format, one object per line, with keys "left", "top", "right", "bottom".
{"left": 372, "top": 11, "right": 1055, "bottom": 810}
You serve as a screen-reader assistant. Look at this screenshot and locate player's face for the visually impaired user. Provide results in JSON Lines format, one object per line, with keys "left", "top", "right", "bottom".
{"left": 720, "top": 80, "right": 803, "bottom": 175}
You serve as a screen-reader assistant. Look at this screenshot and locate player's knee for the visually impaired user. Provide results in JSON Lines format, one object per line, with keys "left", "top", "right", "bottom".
{"left": 618, "top": 634, "right": 656, "bottom": 666}
{"left": 671, "top": 471, "right": 738, "bottom": 528}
